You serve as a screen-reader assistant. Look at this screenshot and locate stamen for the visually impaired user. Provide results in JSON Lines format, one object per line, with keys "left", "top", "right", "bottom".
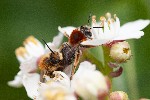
{"left": 100, "top": 16, "right": 106, "bottom": 27}
{"left": 100, "top": 16, "right": 106, "bottom": 21}
{"left": 24, "top": 35, "right": 38, "bottom": 45}
{"left": 114, "top": 14, "right": 117, "bottom": 19}
{"left": 106, "top": 12, "right": 111, "bottom": 19}
{"left": 15, "top": 47, "right": 27, "bottom": 57}
{"left": 92, "top": 15, "right": 96, "bottom": 23}
{"left": 123, "top": 48, "right": 129, "bottom": 54}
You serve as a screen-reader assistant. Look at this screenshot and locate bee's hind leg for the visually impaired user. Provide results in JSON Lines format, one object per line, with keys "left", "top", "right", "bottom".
{"left": 71, "top": 50, "right": 82, "bottom": 79}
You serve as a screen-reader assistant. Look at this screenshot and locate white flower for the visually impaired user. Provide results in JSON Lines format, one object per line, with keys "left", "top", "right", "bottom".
{"left": 36, "top": 82, "right": 76, "bottom": 100}
{"left": 82, "top": 13, "right": 150, "bottom": 46}
{"left": 29, "top": 71, "right": 75, "bottom": 100}
{"left": 23, "top": 73, "right": 40, "bottom": 99}
{"left": 71, "top": 61, "right": 108, "bottom": 100}
{"left": 8, "top": 27, "right": 65, "bottom": 88}
{"left": 21, "top": 61, "right": 108, "bottom": 100}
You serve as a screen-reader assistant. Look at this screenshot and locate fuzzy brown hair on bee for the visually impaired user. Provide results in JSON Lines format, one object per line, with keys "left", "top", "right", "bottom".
{"left": 38, "top": 51, "right": 64, "bottom": 77}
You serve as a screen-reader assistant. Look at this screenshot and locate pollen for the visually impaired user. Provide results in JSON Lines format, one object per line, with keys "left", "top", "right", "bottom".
{"left": 100, "top": 16, "right": 106, "bottom": 21}
{"left": 92, "top": 15, "right": 96, "bottom": 23}
{"left": 15, "top": 47, "right": 27, "bottom": 57}
{"left": 23, "top": 35, "right": 38, "bottom": 45}
{"left": 114, "top": 14, "right": 117, "bottom": 19}
{"left": 59, "top": 53, "right": 63, "bottom": 60}
{"left": 106, "top": 12, "right": 111, "bottom": 19}
{"left": 123, "top": 48, "right": 129, "bottom": 54}
{"left": 38, "top": 54, "right": 50, "bottom": 70}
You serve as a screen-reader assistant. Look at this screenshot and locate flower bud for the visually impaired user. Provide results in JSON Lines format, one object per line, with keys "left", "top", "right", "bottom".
{"left": 109, "top": 91, "right": 129, "bottom": 100}
{"left": 110, "top": 41, "right": 131, "bottom": 63}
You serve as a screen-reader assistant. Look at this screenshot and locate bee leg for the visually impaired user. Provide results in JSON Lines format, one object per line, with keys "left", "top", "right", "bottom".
{"left": 80, "top": 44, "right": 96, "bottom": 48}
{"left": 40, "top": 70, "right": 45, "bottom": 82}
{"left": 71, "top": 50, "right": 82, "bottom": 77}
{"left": 64, "top": 32, "right": 70, "bottom": 38}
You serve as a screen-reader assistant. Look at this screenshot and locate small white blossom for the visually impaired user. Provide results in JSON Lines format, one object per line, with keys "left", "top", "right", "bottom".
{"left": 110, "top": 41, "right": 131, "bottom": 63}
{"left": 33, "top": 71, "right": 75, "bottom": 100}
{"left": 71, "top": 61, "right": 108, "bottom": 100}
{"left": 109, "top": 91, "right": 129, "bottom": 100}
{"left": 36, "top": 82, "right": 76, "bottom": 100}
{"left": 82, "top": 13, "right": 149, "bottom": 46}
{"left": 8, "top": 26, "right": 66, "bottom": 88}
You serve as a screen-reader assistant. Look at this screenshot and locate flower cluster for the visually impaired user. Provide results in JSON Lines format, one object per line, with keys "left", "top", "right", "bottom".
{"left": 8, "top": 13, "right": 149, "bottom": 100}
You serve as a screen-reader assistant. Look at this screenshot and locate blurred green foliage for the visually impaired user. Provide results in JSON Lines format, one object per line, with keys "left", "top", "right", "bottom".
{"left": 0, "top": 0, "right": 149, "bottom": 99}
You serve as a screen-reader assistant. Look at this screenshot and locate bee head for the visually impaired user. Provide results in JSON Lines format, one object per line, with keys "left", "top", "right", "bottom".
{"left": 80, "top": 26, "right": 92, "bottom": 39}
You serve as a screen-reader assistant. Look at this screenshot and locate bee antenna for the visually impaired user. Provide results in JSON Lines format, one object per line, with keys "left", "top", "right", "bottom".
{"left": 88, "top": 12, "right": 92, "bottom": 26}
{"left": 42, "top": 39, "right": 55, "bottom": 54}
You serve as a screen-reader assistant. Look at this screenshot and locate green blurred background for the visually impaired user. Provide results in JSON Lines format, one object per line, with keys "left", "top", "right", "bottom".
{"left": 0, "top": 0, "right": 149, "bottom": 99}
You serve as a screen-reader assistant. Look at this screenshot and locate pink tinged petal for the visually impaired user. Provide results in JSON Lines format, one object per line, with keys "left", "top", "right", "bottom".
{"left": 20, "top": 57, "right": 38, "bottom": 73}
{"left": 7, "top": 71, "right": 23, "bottom": 88}
{"left": 114, "top": 31, "right": 144, "bottom": 40}
{"left": 58, "top": 26, "right": 76, "bottom": 36}
{"left": 81, "top": 39, "right": 109, "bottom": 46}
{"left": 120, "top": 19, "right": 150, "bottom": 33}
{"left": 22, "top": 73, "right": 40, "bottom": 99}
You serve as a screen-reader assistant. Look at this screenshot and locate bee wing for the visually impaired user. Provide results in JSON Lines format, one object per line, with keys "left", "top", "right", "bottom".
{"left": 63, "top": 65, "right": 72, "bottom": 78}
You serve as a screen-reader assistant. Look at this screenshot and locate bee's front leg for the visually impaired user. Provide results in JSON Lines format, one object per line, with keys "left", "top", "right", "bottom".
{"left": 71, "top": 50, "right": 82, "bottom": 77}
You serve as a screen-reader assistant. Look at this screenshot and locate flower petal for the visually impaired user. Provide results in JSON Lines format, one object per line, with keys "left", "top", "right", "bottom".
{"left": 91, "top": 22, "right": 102, "bottom": 38}
{"left": 25, "top": 42, "right": 44, "bottom": 57}
{"left": 115, "top": 17, "right": 120, "bottom": 34}
{"left": 114, "top": 31, "right": 144, "bottom": 40}
{"left": 22, "top": 73, "right": 40, "bottom": 99}
{"left": 20, "top": 57, "right": 38, "bottom": 73}
{"left": 81, "top": 39, "right": 109, "bottom": 46}
{"left": 52, "top": 32, "right": 64, "bottom": 48}
{"left": 53, "top": 71, "right": 70, "bottom": 88}
{"left": 7, "top": 71, "right": 23, "bottom": 88}
{"left": 58, "top": 26, "right": 76, "bottom": 36}
{"left": 120, "top": 19, "right": 150, "bottom": 33}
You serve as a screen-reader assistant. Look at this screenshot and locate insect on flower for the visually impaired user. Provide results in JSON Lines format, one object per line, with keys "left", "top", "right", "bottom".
{"left": 39, "top": 14, "right": 104, "bottom": 78}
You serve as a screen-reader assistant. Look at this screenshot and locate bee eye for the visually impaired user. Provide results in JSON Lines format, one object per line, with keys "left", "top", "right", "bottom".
{"left": 85, "top": 31, "right": 92, "bottom": 38}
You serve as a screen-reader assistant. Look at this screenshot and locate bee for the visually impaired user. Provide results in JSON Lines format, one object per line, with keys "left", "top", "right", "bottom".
{"left": 39, "top": 14, "right": 103, "bottom": 79}
{"left": 39, "top": 25, "right": 93, "bottom": 78}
